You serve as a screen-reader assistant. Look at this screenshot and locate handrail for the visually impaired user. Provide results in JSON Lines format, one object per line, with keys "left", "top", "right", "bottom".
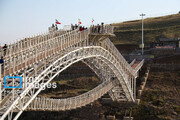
{"left": 89, "top": 25, "right": 114, "bottom": 34}
{"left": 0, "top": 29, "right": 71, "bottom": 58}
{"left": 103, "top": 38, "right": 136, "bottom": 76}
{"left": 26, "top": 79, "right": 114, "bottom": 111}
{"left": 2, "top": 29, "right": 77, "bottom": 59}
{"left": 1, "top": 29, "right": 87, "bottom": 77}
{"left": 130, "top": 59, "right": 136, "bottom": 66}
{"left": 134, "top": 59, "right": 144, "bottom": 72}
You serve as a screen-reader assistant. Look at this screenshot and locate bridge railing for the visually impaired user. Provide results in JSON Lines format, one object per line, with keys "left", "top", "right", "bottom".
{"left": 134, "top": 59, "right": 144, "bottom": 73}
{"left": 1, "top": 28, "right": 89, "bottom": 77}
{"left": 0, "top": 24, "right": 113, "bottom": 62}
{"left": 89, "top": 25, "right": 114, "bottom": 34}
{"left": 130, "top": 59, "right": 136, "bottom": 66}
{"left": 1, "top": 29, "right": 77, "bottom": 58}
{"left": 27, "top": 79, "right": 114, "bottom": 111}
{"left": 102, "top": 38, "right": 138, "bottom": 98}
{"left": 0, "top": 29, "right": 70, "bottom": 58}
{"left": 103, "top": 38, "right": 136, "bottom": 76}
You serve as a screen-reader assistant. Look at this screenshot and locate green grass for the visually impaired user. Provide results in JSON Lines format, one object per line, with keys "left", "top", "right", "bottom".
{"left": 111, "top": 13, "right": 180, "bottom": 46}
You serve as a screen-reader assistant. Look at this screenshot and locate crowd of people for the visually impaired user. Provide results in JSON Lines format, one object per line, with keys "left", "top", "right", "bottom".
{"left": 49, "top": 22, "right": 107, "bottom": 33}
{"left": 91, "top": 22, "right": 105, "bottom": 33}
{"left": 48, "top": 24, "right": 58, "bottom": 33}
{"left": 79, "top": 26, "right": 87, "bottom": 31}
{"left": 71, "top": 24, "right": 78, "bottom": 30}
{"left": 71, "top": 24, "right": 87, "bottom": 31}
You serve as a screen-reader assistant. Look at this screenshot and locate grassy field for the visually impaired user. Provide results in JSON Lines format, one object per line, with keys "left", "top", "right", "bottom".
{"left": 111, "top": 13, "right": 180, "bottom": 46}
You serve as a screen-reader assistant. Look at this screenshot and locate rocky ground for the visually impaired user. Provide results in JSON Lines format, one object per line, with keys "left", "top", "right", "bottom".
{"left": 133, "top": 70, "right": 180, "bottom": 120}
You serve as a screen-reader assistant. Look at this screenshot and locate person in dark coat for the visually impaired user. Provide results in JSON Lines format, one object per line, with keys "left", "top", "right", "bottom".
{"left": 0, "top": 56, "right": 4, "bottom": 74}
{"left": 75, "top": 24, "right": 78, "bottom": 29}
{"left": 97, "top": 24, "right": 100, "bottom": 33}
{"left": 101, "top": 22, "right": 104, "bottom": 33}
{"left": 82, "top": 26, "right": 85, "bottom": 30}
{"left": 3, "top": 44, "right": 7, "bottom": 56}
{"left": 55, "top": 24, "right": 58, "bottom": 30}
{"left": 71, "top": 24, "right": 74, "bottom": 30}
{"left": 52, "top": 24, "right": 55, "bottom": 28}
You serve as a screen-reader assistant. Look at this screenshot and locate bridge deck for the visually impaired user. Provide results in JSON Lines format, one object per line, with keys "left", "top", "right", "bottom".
{"left": 131, "top": 59, "right": 144, "bottom": 74}
{"left": 132, "top": 61, "right": 141, "bottom": 70}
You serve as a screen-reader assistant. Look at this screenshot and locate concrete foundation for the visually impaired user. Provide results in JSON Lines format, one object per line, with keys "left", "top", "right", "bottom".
{"left": 138, "top": 90, "right": 142, "bottom": 96}
{"left": 123, "top": 116, "right": 133, "bottom": 120}
{"left": 106, "top": 115, "right": 116, "bottom": 120}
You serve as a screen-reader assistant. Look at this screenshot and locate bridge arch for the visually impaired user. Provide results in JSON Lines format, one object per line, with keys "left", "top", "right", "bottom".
{"left": 2, "top": 46, "right": 134, "bottom": 120}
{"left": 26, "top": 57, "right": 121, "bottom": 111}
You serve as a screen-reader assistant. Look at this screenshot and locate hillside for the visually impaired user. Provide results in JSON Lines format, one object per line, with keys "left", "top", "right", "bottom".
{"left": 111, "top": 13, "right": 180, "bottom": 46}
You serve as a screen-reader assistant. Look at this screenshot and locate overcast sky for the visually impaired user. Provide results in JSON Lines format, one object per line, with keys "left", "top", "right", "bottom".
{"left": 0, "top": 0, "right": 180, "bottom": 45}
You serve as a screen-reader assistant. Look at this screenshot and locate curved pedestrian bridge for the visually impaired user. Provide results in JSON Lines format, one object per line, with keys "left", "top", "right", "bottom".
{"left": 0, "top": 25, "right": 144, "bottom": 120}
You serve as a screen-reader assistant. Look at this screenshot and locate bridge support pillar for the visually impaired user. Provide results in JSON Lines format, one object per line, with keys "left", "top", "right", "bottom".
{"left": 138, "top": 90, "right": 142, "bottom": 97}
{"left": 133, "top": 77, "right": 136, "bottom": 99}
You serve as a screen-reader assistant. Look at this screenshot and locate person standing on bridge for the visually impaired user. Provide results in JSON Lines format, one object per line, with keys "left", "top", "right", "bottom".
{"left": 0, "top": 56, "right": 4, "bottom": 74}
{"left": 101, "top": 22, "right": 104, "bottom": 33}
{"left": 75, "top": 24, "right": 78, "bottom": 29}
{"left": 3, "top": 44, "right": 7, "bottom": 56}
{"left": 91, "top": 25, "right": 94, "bottom": 33}
{"left": 55, "top": 24, "right": 58, "bottom": 30}
{"left": 97, "top": 24, "right": 100, "bottom": 33}
{"left": 79, "top": 26, "right": 83, "bottom": 31}
{"left": 82, "top": 26, "right": 85, "bottom": 31}
{"left": 52, "top": 24, "right": 55, "bottom": 28}
{"left": 71, "top": 24, "right": 74, "bottom": 30}
{"left": 94, "top": 25, "right": 97, "bottom": 33}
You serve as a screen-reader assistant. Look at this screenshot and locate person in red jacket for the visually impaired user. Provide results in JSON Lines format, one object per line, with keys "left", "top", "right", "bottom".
{"left": 79, "top": 26, "right": 83, "bottom": 31}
